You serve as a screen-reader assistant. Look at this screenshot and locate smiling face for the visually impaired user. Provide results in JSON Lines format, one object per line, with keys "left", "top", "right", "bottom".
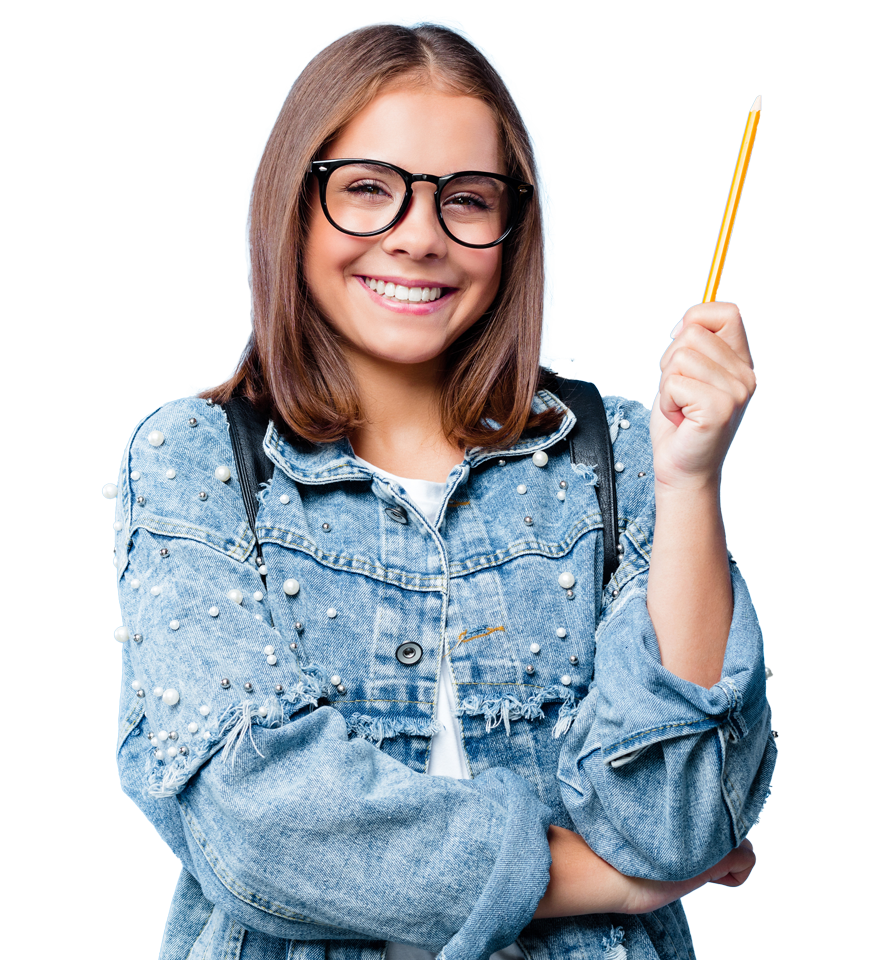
{"left": 304, "top": 85, "right": 504, "bottom": 376}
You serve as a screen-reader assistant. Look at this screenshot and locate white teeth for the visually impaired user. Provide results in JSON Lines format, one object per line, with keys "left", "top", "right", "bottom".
{"left": 367, "top": 278, "right": 444, "bottom": 301}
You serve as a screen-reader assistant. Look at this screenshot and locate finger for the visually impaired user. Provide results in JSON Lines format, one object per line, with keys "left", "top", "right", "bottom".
{"left": 658, "top": 374, "right": 747, "bottom": 433}
{"left": 673, "top": 302, "right": 753, "bottom": 368}
{"left": 662, "top": 345, "right": 754, "bottom": 405}
{"left": 661, "top": 323, "right": 756, "bottom": 390}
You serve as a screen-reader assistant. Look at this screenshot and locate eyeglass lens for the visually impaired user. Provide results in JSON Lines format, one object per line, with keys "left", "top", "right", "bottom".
{"left": 324, "top": 163, "right": 513, "bottom": 245}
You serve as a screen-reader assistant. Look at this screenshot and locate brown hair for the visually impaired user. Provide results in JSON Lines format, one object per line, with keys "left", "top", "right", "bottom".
{"left": 203, "top": 23, "right": 562, "bottom": 447}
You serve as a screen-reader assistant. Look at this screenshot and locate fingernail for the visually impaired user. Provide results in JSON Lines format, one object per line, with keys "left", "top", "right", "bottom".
{"left": 670, "top": 320, "right": 683, "bottom": 338}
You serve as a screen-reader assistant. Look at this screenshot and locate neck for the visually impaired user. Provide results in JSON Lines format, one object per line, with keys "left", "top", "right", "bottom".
{"left": 346, "top": 352, "right": 463, "bottom": 481}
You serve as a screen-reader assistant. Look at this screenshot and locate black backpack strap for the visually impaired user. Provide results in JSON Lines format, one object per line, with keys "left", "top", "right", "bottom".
{"left": 222, "top": 396, "right": 274, "bottom": 571}
{"left": 553, "top": 377, "right": 620, "bottom": 587}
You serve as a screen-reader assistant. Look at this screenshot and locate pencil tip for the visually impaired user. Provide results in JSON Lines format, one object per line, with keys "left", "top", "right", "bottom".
{"left": 751, "top": 95, "right": 762, "bottom": 111}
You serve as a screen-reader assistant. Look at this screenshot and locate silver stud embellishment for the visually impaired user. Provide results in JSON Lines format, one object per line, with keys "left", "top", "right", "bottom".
{"left": 159, "top": 548, "right": 169, "bottom": 557}
{"left": 279, "top": 494, "right": 290, "bottom": 504}
{"left": 137, "top": 689, "right": 145, "bottom": 698}
{"left": 220, "top": 678, "right": 230, "bottom": 688}
{"left": 188, "top": 417, "right": 198, "bottom": 427}
{"left": 615, "top": 462, "right": 625, "bottom": 473}
{"left": 206, "top": 398, "right": 215, "bottom": 406}
{"left": 165, "top": 469, "right": 176, "bottom": 479}
{"left": 322, "top": 522, "right": 331, "bottom": 531}
{"left": 524, "top": 516, "right": 533, "bottom": 526}
{"left": 208, "top": 606, "right": 219, "bottom": 617}
{"left": 336, "top": 685, "right": 347, "bottom": 694}
{"left": 525, "top": 665, "right": 535, "bottom": 675}
{"left": 327, "top": 607, "right": 337, "bottom": 619}
{"left": 638, "top": 471, "right": 646, "bottom": 478}
{"left": 559, "top": 480, "right": 568, "bottom": 489}
{"left": 566, "top": 589, "right": 575, "bottom": 599}
{"left": 530, "top": 642, "right": 541, "bottom": 654}
{"left": 556, "top": 627, "right": 567, "bottom": 638}
{"left": 102, "top": 483, "right": 118, "bottom": 500}
{"left": 274, "top": 684, "right": 284, "bottom": 694}
{"left": 227, "top": 589, "right": 243, "bottom": 605}
{"left": 243, "top": 682, "right": 253, "bottom": 693}
{"left": 169, "top": 619, "right": 180, "bottom": 630}
{"left": 136, "top": 495, "right": 146, "bottom": 505}
{"left": 569, "top": 655, "right": 579, "bottom": 665}
{"left": 178, "top": 746, "right": 188, "bottom": 756}
{"left": 532, "top": 450, "right": 549, "bottom": 467}
{"left": 289, "top": 641, "right": 298, "bottom": 651}
{"left": 611, "top": 589, "right": 620, "bottom": 598}
{"left": 620, "top": 419, "right": 630, "bottom": 430}
{"left": 114, "top": 626, "right": 130, "bottom": 643}
{"left": 294, "top": 622, "right": 304, "bottom": 632}
{"left": 283, "top": 579, "right": 300, "bottom": 596}
{"left": 198, "top": 491, "right": 208, "bottom": 501}
{"left": 498, "top": 459, "right": 506, "bottom": 466}
{"left": 214, "top": 465, "right": 231, "bottom": 482}
{"left": 517, "top": 484, "right": 527, "bottom": 495}
{"left": 147, "top": 430, "right": 165, "bottom": 447}
{"left": 558, "top": 572, "right": 575, "bottom": 589}
{"left": 132, "top": 631, "right": 142, "bottom": 642}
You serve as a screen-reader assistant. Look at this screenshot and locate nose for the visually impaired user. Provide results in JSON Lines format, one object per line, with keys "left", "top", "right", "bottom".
{"left": 380, "top": 181, "right": 448, "bottom": 260}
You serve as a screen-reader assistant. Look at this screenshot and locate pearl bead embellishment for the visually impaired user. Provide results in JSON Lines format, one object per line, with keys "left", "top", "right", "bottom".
{"left": 283, "top": 578, "right": 300, "bottom": 596}
{"left": 530, "top": 642, "right": 541, "bottom": 654}
{"left": 558, "top": 572, "right": 575, "bottom": 589}
{"left": 327, "top": 607, "right": 337, "bottom": 619}
{"left": 130, "top": 579, "right": 141, "bottom": 589}
{"left": 155, "top": 750, "right": 166, "bottom": 761}
{"left": 147, "top": 430, "right": 165, "bottom": 447}
{"left": 620, "top": 419, "right": 630, "bottom": 429}
{"left": 557, "top": 491, "right": 566, "bottom": 501}
{"left": 162, "top": 689, "right": 180, "bottom": 706}
{"left": 150, "top": 585, "right": 161, "bottom": 596}
{"left": 114, "top": 626, "right": 130, "bottom": 643}
{"left": 264, "top": 645, "right": 275, "bottom": 655}
{"left": 214, "top": 466, "right": 231, "bottom": 482}
{"left": 188, "top": 722, "right": 199, "bottom": 733}
{"left": 131, "top": 471, "right": 141, "bottom": 481}
{"left": 131, "top": 680, "right": 142, "bottom": 691}
{"left": 532, "top": 451, "right": 548, "bottom": 467}
{"left": 517, "top": 484, "right": 527, "bottom": 495}
{"left": 102, "top": 483, "right": 118, "bottom": 499}
{"left": 266, "top": 655, "right": 277, "bottom": 665}
{"left": 169, "top": 620, "right": 180, "bottom": 630}
{"left": 209, "top": 606, "right": 219, "bottom": 617}
{"left": 158, "top": 730, "right": 168, "bottom": 741}
{"left": 560, "top": 675, "right": 572, "bottom": 686}
{"left": 165, "top": 469, "right": 176, "bottom": 479}
{"left": 253, "top": 591, "right": 264, "bottom": 601}
{"left": 113, "top": 520, "right": 124, "bottom": 531}
{"left": 227, "top": 589, "right": 243, "bottom": 605}
{"left": 615, "top": 462, "right": 624, "bottom": 473}
{"left": 153, "top": 687, "right": 163, "bottom": 697}
{"left": 330, "top": 675, "right": 341, "bottom": 686}
{"left": 258, "top": 706, "right": 268, "bottom": 717}
{"left": 556, "top": 627, "right": 567, "bottom": 638}
{"left": 199, "top": 705, "right": 211, "bottom": 716}
{"left": 280, "top": 495, "right": 290, "bottom": 504}
{"left": 166, "top": 746, "right": 178, "bottom": 758}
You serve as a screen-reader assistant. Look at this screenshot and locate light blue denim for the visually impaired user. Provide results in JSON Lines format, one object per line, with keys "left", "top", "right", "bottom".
{"left": 114, "top": 390, "right": 776, "bottom": 960}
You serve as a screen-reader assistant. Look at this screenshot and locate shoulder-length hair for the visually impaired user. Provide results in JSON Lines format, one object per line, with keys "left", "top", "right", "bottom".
{"left": 204, "top": 23, "right": 562, "bottom": 448}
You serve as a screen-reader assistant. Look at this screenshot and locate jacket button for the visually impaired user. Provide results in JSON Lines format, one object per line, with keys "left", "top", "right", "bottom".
{"left": 395, "top": 642, "right": 423, "bottom": 665}
{"left": 385, "top": 506, "right": 408, "bottom": 524}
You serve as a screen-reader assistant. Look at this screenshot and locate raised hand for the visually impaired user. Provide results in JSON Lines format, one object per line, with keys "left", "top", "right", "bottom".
{"left": 651, "top": 302, "right": 756, "bottom": 490}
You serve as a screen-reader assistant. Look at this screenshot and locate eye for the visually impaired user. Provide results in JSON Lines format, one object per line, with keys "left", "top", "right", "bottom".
{"left": 345, "top": 179, "right": 392, "bottom": 199}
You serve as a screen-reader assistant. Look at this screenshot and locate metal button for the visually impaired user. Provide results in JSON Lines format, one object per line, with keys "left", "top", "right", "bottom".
{"left": 385, "top": 506, "right": 408, "bottom": 524}
{"left": 395, "top": 642, "right": 423, "bottom": 665}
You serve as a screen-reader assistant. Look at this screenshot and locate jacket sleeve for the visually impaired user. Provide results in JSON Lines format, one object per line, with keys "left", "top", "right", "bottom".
{"left": 556, "top": 397, "right": 777, "bottom": 881}
{"left": 113, "top": 399, "right": 552, "bottom": 959}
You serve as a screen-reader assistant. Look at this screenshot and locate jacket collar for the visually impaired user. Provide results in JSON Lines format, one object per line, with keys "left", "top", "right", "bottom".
{"left": 264, "top": 388, "right": 576, "bottom": 485}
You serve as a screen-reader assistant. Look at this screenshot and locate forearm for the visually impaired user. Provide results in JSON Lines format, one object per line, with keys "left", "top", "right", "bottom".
{"left": 646, "top": 478, "right": 732, "bottom": 688}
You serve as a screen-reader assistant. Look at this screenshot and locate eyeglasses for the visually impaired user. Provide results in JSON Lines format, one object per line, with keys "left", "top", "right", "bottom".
{"left": 309, "top": 159, "right": 533, "bottom": 249}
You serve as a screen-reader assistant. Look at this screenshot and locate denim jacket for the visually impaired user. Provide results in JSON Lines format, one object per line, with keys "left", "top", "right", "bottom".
{"left": 113, "top": 390, "right": 776, "bottom": 960}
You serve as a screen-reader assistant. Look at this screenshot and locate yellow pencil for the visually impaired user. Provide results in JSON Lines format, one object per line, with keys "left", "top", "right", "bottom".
{"left": 703, "top": 95, "right": 762, "bottom": 303}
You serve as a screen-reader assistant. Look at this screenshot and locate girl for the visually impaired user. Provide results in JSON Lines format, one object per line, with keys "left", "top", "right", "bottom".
{"left": 110, "top": 23, "right": 775, "bottom": 960}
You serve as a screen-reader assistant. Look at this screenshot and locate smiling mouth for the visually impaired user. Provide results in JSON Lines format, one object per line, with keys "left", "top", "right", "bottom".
{"left": 361, "top": 276, "right": 449, "bottom": 302}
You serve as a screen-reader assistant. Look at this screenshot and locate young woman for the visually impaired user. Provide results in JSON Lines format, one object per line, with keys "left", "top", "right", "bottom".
{"left": 110, "top": 23, "right": 775, "bottom": 960}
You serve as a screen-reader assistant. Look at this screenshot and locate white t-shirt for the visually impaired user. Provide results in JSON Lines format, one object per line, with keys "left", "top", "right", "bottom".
{"left": 356, "top": 458, "right": 526, "bottom": 960}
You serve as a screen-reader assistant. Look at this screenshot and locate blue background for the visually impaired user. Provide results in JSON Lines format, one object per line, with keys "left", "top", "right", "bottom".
{"left": 4, "top": 15, "right": 880, "bottom": 960}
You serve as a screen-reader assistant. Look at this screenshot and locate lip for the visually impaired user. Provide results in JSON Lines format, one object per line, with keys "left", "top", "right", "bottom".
{"left": 355, "top": 275, "right": 458, "bottom": 314}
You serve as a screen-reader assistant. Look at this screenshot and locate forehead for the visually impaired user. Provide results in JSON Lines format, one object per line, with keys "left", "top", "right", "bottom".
{"left": 329, "top": 87, "right": 504, "bottom": 176}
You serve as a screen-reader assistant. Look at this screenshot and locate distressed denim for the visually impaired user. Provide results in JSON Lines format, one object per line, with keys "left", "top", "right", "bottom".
{"left": 113, "top": 390, "right": 776, "bottom": 960}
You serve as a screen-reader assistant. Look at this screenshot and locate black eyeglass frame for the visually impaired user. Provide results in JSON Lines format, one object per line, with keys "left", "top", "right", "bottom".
{"left": 309, "top": 158, "right": 534, "bottom": 249}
